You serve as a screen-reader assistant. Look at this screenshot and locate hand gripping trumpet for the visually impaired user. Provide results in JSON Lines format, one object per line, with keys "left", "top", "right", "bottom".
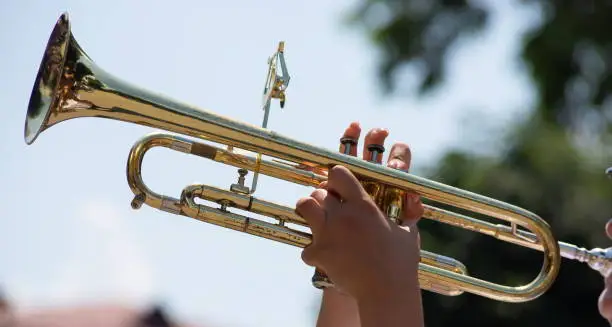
{"left": 25, "top": 12, "right": 612, "bottom": 303}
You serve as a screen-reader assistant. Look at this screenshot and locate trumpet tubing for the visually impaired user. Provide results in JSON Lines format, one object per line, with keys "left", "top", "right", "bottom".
{"left": 24, "top": 12, "right": 612, "bottom": 304}
{"left": 127, "top": 132, "right": 468, "bottom": 297}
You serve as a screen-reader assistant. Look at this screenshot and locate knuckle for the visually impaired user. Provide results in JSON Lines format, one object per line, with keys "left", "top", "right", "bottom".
{"left": 310, "top": 188, "right": 327, "bottom": 198}
{"left": 301, "top": 247, "right": 313, "bottom": 265}
{"left": 301, "top": 244, "right": 322, "bottom": 267}
{"left": 403, "top": 196, "right": 424, "bottom": 222}
{"left": 329, "top": 165, "right": 347, "bottom": 177}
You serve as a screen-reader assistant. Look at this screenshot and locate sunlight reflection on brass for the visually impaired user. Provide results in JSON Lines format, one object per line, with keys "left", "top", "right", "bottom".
{"left": 24, "top": 12, "right": 612, "bottom": 304}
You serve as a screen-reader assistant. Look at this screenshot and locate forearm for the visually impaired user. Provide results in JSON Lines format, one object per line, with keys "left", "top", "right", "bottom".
{"left": 356, "top": 279, "right": 424, "bottom": 327}
{"left": 316, "top": 284, "right": 423, "bottom": 327}
{"left": 316, "top": 288, "right": 361, "bottom": 327}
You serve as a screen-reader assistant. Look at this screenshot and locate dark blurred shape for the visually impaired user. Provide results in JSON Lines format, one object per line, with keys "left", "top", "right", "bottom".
{"left": 520, "top": 0, "right": 612, "bottom": 130}
{"left": 0, "top": 290, "right": 203, "bottom": 327}
{"left": 347, "top": 0, "right": 489, "bottom": 94}
{"left": 139, "top": 305, "right": 174, "bottom": 327}
{"left": 415, "top": 115, "right": 612, "bottom": 327}
{"left": 0, "top": 290, "right": 14, "bottom": 327}
{"left": 349, "top": 1, "right": 612, "bottom": 132}
{"left": 345, "top": 0, "right": 612, "bottom": 326}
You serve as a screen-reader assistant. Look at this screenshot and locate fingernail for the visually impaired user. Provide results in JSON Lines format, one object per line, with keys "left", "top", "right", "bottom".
{"left": 406, "top": 193, "right": 420, "bottom": 203}
{"left": 390, "top": 145, "right": 408, "bottom": 159}
{"left": 388, "top": 161, "right": 399, "bottom": 169}
{"left": 369, "top": 127, "right": 388, "bottom": 136}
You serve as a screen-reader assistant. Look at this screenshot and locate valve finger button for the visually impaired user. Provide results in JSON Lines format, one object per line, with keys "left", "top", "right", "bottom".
{"left": 312, "top": 268, "right": 334, "bottom": 289}
{"left": 367, "top": 144, "right": 385, "bottom": 163}
{"left": 340, "top": 137, "right": 357, "bottom": 155}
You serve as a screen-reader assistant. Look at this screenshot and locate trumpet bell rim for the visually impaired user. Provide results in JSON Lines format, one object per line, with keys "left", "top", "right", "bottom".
{"left": 24, "top": 12, "right": 71, "bottom": 145}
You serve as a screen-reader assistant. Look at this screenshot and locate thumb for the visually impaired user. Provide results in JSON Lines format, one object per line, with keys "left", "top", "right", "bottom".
{"left": 327, "top": 165, "right": 368, "bottom": 201}
{"left": 301, "top": 244, "right": 321, "bottom": 268}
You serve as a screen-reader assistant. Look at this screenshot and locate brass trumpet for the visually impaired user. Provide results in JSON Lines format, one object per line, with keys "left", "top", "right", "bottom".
{"left": 25, "top": 12, "right": 612, "bottom": 303}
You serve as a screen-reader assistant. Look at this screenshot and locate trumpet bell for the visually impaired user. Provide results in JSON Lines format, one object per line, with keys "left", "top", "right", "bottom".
{"left": 25, "top": 13, "right": 71, "bottom": 145}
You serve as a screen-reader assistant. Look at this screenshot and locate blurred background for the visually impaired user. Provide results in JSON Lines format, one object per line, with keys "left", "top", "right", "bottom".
{"left": 1, "top": 0, "right": 612, "bottom": 326}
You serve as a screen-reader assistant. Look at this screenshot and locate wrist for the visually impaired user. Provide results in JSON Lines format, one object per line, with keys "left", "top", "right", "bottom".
{"left": 356, "top": 277, "right": 423, "bottom": 327}
{"left": 322, "top": 287, "right": 355, "bottom": 302}
{"left": 317, "top": 287, "right": 360, "bottom": 327}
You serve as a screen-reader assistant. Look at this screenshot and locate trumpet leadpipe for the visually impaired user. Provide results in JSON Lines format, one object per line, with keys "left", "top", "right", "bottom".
{"left": 423, "top": 205, "right": 612, "bottom": 276}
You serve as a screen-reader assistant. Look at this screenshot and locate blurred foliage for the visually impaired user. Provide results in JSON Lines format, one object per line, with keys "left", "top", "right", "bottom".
{"left": 416, "top": 114, "right": 612, "bottom": 326}
{"left": 343, "top": 0, "right": 612, "bottom": 326}
{"left": 348, "top": 0, "right": 612, "bottom": 131}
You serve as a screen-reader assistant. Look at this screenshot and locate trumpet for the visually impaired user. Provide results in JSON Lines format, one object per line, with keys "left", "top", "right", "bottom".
{"left": 25, "top": 12, "right": 612, "bottom": 304}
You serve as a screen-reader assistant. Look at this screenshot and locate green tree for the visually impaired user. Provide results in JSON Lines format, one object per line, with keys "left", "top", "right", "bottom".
{"left": 346, "top": 1, "right": 612, "bottom": 326}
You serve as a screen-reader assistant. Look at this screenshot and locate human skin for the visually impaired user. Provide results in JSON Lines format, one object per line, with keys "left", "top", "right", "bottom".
{"left": 298, "top": 122, "right": 425, "bottom": 327}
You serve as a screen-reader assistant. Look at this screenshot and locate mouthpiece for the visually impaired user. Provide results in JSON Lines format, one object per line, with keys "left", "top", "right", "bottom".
{"left": 559, "top": 243, "right": 612, "bottom": 276}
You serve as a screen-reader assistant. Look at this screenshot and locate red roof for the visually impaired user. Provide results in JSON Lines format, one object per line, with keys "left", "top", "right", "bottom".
{"left": 0, "top": 301, "right": 204, "bottom": 327}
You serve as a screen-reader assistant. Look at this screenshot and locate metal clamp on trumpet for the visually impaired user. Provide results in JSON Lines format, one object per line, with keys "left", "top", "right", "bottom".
{"left": 24, "top": 12, "right": 612, "bottom": 304}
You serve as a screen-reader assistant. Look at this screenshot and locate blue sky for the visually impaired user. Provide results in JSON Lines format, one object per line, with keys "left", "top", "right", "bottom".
{"left": 0, "top": 1, "right": 539, "bottom": 326}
